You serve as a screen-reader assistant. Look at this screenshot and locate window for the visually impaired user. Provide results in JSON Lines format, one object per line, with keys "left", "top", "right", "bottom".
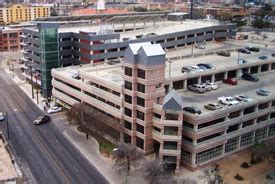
{"left": 124, "top": 67, "right": 132, "bottom": 77}
{"left": 271, "top": 112, "right": 275, "bottom": 119}
{"left": 124, "top": 121, "right": 132, "bottom": 130}
{"left": 164, "top": 127, "right": 178, "bottom": 136}
{"left": 124, "top": 81, "right": 132, "bottom": 90}
{"left": 137, "top": 69, "right": 145, "bottom": 79}
{"left": 137, "top": 111, "right": 144, "bottom": 121}
{"left": 196, "top": 145, "right": 223, "bottom": 164}
{"left": 240, "top": 132, "right": 254, "bottom": 147}
{"left": 136, "top": 124, "right": 144, "bottom": 134}
{"left": 255, "top": 127, "right": 267, "bottom": 142}
{"left": 181, "top": 150, "right": 192, "bottom": 164}
{"left": 137, "top": 83, "right": 145, "bottom": 93}
{"left": 268, "top": 125, "right": 275, "bottom": 137}
{"left": 154, "top": 113, "right": 161, "bottom": 119}
{"left": 183, "top": 121, "right": 194, "bottom": 129}
{"left": 163, "top": 141, "right": 177, "bottom": 150}
{"left": 226, "top": 124, "right": 239, "bottom": 133}
{"left": 258, "top": 102, "right": 269, "bottom": 110}
{"left": 257, "top": 115, "right": 268, "bottom": 123}
{"left": 136, "top": 137, "right": 144, "bottom": 149}
{"left": 198, "top": 118, "right": 225, "bottom": 129}
{"left": 243, "top": 106, "right": 255, "bottom": 115}
{"left": 137, "top": 97, "right": 145, "bottom": 107}
{"left": 197, "top": 132, "right": 223, "bottom": 143}
{"left": 225, "top": 137, "right": 239, "bottom": 153}
{"left": 124, "top": 133, "right": 131, "bottom": 143}
{"left": 182, "top": 135, "right": 193, "bottom": 143}
{"left": 242, "top": 119, "right": 254, "bottom": 128}
{"left": 124, "top": 94, "right": 132, "bottom": 104}
{"left": 124, "top": 108, "right": 132, "bottom": 117}
{"left": 153, "top": 126, "right": 161, "bottom": 133}
{"left": 228, "top": 111, "right": 241, "bottom": 119}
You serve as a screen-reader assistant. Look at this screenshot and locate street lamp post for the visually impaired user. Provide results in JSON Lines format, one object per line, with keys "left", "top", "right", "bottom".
{"left": 29, "top": 64, "right": 34, "bottom": 99}
{"left": 35, "top": 73, "right": 39, "bottom": 105}
{"left": 5, "top": 112, "right": 9, "bottom": 140}
{"left": 237, "top": 51, "right": 240, "bottom": 64}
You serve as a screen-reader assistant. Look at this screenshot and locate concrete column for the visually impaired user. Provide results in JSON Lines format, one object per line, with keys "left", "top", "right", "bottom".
{"left": 123, "top": 23, "right": 126, "bottom": 33}
{"left": 236, "top": 69, "right": 242, "bottom": 78}
{"left": 247, "top": 67, "right": 251, "bottom": 73}
{"left": 193, "top": 139, "right": 197, "bottom": 146}
{"left": 197, "top": 77, "right": 202, "bottom": 84}
{"left": 257, "top": 66, "right": 261, "bottom": 73}
{"left": 224, "top": 72, "right": 228, "bottom": 79}
{"left": 212, "top": 31, "right": 215, "bottom": 41}
{"left": 194, "top": 124, "right": 198, "bottom": 131}
{"left": 237, "top": 136, "right": 241, "bottom": 149}
{"left": 222, "top": 143, "right": 226, "bottom": 155}
{"left": 191, "top": 153, "right": 196, "bottom": 167}
{"left": 211, "top": 74, "right": 215, "bottom": 82}
{"left": 183, "top": 80, "right": 187, "bottom": 90}
{"left": 133, "top": 22, "right": 136, "bottom": 31}
{"left": 175, "top": 37, "right": 178, "bottom": 49}
{"left": 268, "top": 63, "right": 272, "bottom": 71}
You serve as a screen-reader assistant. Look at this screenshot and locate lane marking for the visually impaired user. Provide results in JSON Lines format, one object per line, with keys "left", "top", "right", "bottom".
{"left": 42, "top": 169, "right": 48, "bottom": 178}
{"left": 73, "top": 166, "right": 79, "bottom": 174}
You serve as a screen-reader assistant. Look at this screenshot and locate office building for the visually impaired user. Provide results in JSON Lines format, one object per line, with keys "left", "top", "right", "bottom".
{"left": 0, "top": 27, "right": 22, "bottom": 52}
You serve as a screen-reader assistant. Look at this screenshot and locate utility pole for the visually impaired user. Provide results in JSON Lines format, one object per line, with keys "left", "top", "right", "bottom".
{"left": 12, "top": 60, "right": 15, "bottom": 79}
{"left": 35, "top": 74, "right": 39, "bottom": 105}
{"left": 30, "top": 64, "right": 34, "bottom": 99}
{"left": 6, "top": 112, "right": 9, "bottom": 140}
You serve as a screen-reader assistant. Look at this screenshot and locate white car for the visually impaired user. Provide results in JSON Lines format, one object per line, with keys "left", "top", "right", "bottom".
{"left": 218, "top": 96, "right": 239, "bottom": 106}
{"left": 189, "top": 66, "right": 204, "bottom": 72}
{"left": 235, "top": 95, "right": 252, "bottom": 102}
{"left": 202, "top": 82, "right": 219, "bottom": 90}
{"left": 47, "top": 107, "right": 62, "bottom": 114}
{"left": 0, "top": 112, "right": 4, "bottom": 121}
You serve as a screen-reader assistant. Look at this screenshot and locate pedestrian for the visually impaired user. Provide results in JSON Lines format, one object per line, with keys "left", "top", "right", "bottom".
{"left": 86, "top": 133, "right": 89, "bottom": 140}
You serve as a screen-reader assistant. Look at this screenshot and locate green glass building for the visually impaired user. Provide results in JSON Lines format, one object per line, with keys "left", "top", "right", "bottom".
{"left": 38, "top": 23, "right": 59, "bottom": 98}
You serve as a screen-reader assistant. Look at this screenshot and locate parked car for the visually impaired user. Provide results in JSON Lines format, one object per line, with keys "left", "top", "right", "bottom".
{"left": 238, "top": 59, "right": 248, "bottom": 64}
{"left": 259, "top": 55, "right": 269, "bottom": 60}
{"left": 198, "top": 65, "right": 208, "bottom": 70}
{"left": 181, "top": 67, "right": 191, "bottom": 73}
{"left": 108, "top": 60, "right": 120, "bottom": 65}
{"left": 218, "top": 96, "right": 239, "bottom": 106}
{"left": 195, "top": 44, "right": 205, "bottom": 49}
{"left": 223, "top": 78, "right": 238, "bottom": 85}
{"left": 238, "top": 48, "right": 251, "bottom": 54}
{"left": 271, "top": 53, "right": 275, "bottom": 57}
{"left": 202, "top": 82, "right": 219, "bottom": 90}
{"left": 72, "top": 73, "right": 81, "bottom": 80}
{"left": 242, "top": 73, "right": 259, "bottom": 82}
{"left": 183, "top": 106, "right": 201, "bottom": 114}
{"left": 0, "top": 112, "right": 5, "bottom": 121}
{"left": 245, "top": 46, "right": 260, "bottom": 52}
{"left": 216, "top": 51, "right": 230, "bottom": 57}
{"left": 197, "top": 63, "right": 213, "bottom": 69}
{"left": 33, "top": 115, "right": 51, "bottom": 125}
{"left": 235, "top": 95, "right": 252, "bottom": 102}
{"left": 204, "top": 103, "right": 223, "bottom": 110}
{"left": 47, "top": 106, "right": 62, "bottom": 114}
{"left": 122, "top": 37, "right": 131, "bottom": 41}
{"left": 256, "top": 89, "right": 270, "bottom": 96}
{"left": 188, "top": 84, "right": 207, "bottom": 93}
{"left": 189, "top": 66, "right": 204, "bottom": 72}
{"left": 146, "top": 33, "right": 157, "bottom": 37}
{"left": 136, "top": 34, "right": 145, "bottom": 39}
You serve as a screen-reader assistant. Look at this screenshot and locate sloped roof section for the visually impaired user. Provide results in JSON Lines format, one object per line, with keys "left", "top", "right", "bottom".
{"left": 139, "top": 44, "right": 165, "bottom": 57}
{"left": 162, "top": 89, "right": 183, "bottom": 111}
{"left": 129, "top": 42, "right": 152, "bottom": 55}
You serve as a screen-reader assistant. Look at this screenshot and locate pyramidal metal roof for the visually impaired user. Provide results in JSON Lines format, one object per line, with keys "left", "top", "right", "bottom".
{"left": 162, "top": 89, "right": 183, "bottom": 111}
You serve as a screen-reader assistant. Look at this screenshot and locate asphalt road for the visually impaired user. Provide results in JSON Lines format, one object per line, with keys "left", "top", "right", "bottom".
{"left": 0, "top": 69, "right": 108, "bottom": 184}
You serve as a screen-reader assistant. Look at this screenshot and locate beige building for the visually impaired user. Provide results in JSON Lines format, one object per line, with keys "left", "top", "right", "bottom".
{"left": 0, "top": 4, "right": 50, "bottom": 25}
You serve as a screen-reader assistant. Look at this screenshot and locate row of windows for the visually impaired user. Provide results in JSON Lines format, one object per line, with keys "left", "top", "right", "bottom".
{"left": 124, "top": 67, "right": 145, "bottom": 79}
{"left": 123, "top": 133, "right": 144, "bottom": 150}
{"left": 124, "top": 81, "right": 145, "bottom": 93}
{"left": 85, "top": 80, "right": 120, "bottom": 97}
{"left": 124, "top": 94, "right": 145, "bottom": 107}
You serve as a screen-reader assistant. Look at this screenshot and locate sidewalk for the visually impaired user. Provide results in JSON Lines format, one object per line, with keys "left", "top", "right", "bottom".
{"left": 4, "top": 68, "right": 123, "bottom": 184}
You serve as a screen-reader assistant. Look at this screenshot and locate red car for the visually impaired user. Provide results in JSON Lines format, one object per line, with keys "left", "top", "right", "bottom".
{"left": 223, "top": 78, "right": 238, "bottom": 85}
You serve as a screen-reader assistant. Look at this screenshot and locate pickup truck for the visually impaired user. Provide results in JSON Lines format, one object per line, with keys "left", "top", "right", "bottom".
{"left": 218, "top": 96, "right": 239, "bottom": 106}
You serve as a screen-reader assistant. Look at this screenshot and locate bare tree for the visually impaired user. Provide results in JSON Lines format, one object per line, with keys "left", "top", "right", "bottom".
{"left": 65, "top": 102, "right": 122, "bottom": 143}
{"left": 143, "top": 159, "right": 169, "bottom": 184}
{"left": 176, "top": 178, "right": 197, "bottom": 184}
{"left": 199, "top": 164, "right": 223, "bottom": 184}
{"left": 112, "top": 142, "right": 144, "bottom": 178}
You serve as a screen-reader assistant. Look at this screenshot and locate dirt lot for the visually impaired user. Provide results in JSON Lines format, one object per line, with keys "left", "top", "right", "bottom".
{"left": 219, "top": 146, "right": 275, "bottom": 184}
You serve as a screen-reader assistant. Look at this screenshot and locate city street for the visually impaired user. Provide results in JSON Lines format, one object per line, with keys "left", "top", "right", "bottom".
{"left": 0, "top": 69, "right": 108, "bottom": 184}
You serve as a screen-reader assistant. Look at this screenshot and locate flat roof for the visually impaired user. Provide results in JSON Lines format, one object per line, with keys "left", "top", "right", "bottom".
{"left": 53, "top": 38, "right": 275, "bottom": 90}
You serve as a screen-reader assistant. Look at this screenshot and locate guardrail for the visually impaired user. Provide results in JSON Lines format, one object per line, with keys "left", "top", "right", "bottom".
{"left": 165, "top": 47, "right": 242, "bottom": 62}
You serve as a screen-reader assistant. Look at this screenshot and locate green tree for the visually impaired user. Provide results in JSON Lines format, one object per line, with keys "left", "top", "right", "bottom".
{"left": 218, "top": 12, "right": 232, "bottom": 21}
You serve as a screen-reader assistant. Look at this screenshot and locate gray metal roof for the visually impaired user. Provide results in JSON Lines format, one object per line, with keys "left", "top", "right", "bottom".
{"left": 140, "top": 44, "right": 165, "bottom": 57}
{"left": 128, "top": 42, "right": 151, "bottom": 55}
{"left": 162, "top": 89, "right": 183, "bottom": 111}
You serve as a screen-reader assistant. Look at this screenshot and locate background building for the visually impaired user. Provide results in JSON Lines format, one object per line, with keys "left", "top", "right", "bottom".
{"left": 0, "top": 27, "right": 22, "bottom": 51}
{"left": 0, "top": 4, "right": 50, "bottom": 25}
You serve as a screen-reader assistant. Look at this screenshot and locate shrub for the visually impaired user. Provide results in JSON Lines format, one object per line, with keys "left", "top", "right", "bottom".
{"left": 235, "top": 173, "right": 244, "bottom": 181}
{"left": 240, "top": 162, "right": 250, "bottom": 168}
{"left": 251, "top": 157, "right": 263, "bottom": 165}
